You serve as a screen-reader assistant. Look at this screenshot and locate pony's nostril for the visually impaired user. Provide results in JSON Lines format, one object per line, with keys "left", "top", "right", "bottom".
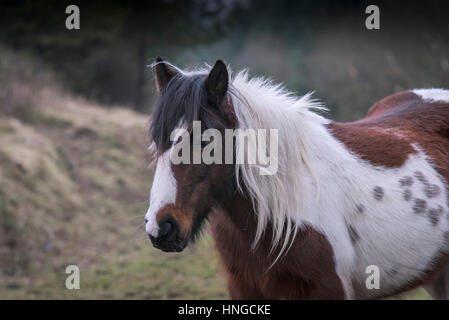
{"left": 144, "top": 218, "right": 148, "bottom": 223}
{"left": 159, "top": 220, "right": 172, "bottom": 237}
{"left": 149, "top": 217, "right": 184, "bottom": 252}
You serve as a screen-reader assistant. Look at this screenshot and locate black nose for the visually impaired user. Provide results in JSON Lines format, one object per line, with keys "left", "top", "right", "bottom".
{"left": 149, "top": 216, "right": 184, "bottom": 252}
{"left": 159, "top": 220, "right": 172, "bottom": 237}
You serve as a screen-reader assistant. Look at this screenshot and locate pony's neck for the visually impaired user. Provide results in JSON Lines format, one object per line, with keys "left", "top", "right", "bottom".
{"left": 229, "top": 75, "right": 366, "bottom": 254}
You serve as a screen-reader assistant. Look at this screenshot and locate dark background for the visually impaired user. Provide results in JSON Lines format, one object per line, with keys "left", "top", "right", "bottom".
{"left": 1, "top": 0, "right": 448, "bottom": 119}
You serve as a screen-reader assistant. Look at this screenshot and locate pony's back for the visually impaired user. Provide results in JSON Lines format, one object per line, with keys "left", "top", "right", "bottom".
{"left": 363, "top": 90, "right": 449, "bottom": 139}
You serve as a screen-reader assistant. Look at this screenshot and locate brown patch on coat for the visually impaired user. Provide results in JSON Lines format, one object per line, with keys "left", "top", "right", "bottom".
{"left": 327, "top": 91, "right": 449, "bottom": 175}
{"left": 209, "top": 198, "right": 345, "bottom": 299}
{"left": 327, "top": 121, "right": 417, "bottom": 168}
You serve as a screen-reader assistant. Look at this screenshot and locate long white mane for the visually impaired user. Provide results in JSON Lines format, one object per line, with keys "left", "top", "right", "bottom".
{"left": 149, "top": 64, "right": 330, "bottom": 264}
{"left": 229, "top": 70, "right": 329, "bottom": 264}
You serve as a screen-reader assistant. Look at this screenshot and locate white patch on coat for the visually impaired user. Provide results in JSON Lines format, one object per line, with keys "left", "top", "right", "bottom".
{"left": 145, "top": 150, "right": 177, "bottom": 237}
{"left": 412, "top": 88, "right": 449, "bottom": 103}
{"left": 229, "top": 74, "right": 449, "bottom": 298}
{"left": 295, "top": 121, "right": 449, "bottom": 298}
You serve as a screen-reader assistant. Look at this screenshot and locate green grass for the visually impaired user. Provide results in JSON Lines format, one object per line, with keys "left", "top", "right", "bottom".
{"left": 392, "top": 288, "right": 430, "bottom": 300}
{"left": 0, "top": 235, "right": 228, "bottom": 300}
{"left": 0, "top": 232, "right": 431, "bottom": 300}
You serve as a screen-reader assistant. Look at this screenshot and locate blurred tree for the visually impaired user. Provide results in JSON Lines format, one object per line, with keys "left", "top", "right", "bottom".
{"left": 1, "top": 0, "right": 448, "bottom": 118}
{"left": 0, "top": 0, "right": 243, "bottom": 111}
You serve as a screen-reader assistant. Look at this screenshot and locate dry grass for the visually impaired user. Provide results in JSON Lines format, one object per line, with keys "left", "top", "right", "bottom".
{"left": 0, "top": 74, "right": 228, "bottom": 299}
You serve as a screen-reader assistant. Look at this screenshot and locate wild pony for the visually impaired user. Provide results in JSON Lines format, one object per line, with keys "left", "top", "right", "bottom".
{"left": 145, "top": 58, "right": 449, "bottom": 299}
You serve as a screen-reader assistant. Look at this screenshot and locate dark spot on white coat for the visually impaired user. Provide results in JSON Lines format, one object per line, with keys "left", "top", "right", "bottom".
{"left": 373, "top": 186, "right": 384, "bottom": 201}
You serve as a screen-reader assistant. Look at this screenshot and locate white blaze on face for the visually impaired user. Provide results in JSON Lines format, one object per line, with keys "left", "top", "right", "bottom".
{"left": 145, "top": 150, "right": 177, "bottom": 237}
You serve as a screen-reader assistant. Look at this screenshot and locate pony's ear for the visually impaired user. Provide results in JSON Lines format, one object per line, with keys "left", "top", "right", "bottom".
{"left": 153, "top": 57, "right": 178, "bottom": 92}
{"left": 205, "top": 60, "right": 228, "bottom": 105}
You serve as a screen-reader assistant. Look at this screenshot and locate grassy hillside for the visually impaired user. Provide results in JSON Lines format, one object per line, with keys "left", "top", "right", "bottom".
{"left": 0, "top": 81, "right": 227, "bottom": 298}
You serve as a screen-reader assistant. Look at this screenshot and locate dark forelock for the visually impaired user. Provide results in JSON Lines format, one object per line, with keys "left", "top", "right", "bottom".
{"left": 150, "top": 72, "right": 209, "bottom": 153}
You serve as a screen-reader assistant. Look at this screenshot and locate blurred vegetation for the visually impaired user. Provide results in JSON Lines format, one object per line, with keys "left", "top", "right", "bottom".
{"left": 0, "top": 0, "right": 447, "bottom": 299}
{"left": 0, "top": 47, "right": 228, "bottom": 299}
{"left": 0, "top": 0, "right": 243, "bottom": 111}
{"left": 1, "top": 0, "right": 448, "bottom": 118}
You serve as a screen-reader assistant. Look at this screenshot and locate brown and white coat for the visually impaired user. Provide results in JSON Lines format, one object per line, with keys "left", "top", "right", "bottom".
{"left": 145, "top": 60, "right": 449, "bottom": 299}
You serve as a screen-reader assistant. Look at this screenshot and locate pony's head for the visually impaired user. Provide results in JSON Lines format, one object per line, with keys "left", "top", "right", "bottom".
{"left": 145, "top": 58, "right": 323, "bottom": 259}
{"left": 145, "top": 58, "right": 237, "bottom": 252}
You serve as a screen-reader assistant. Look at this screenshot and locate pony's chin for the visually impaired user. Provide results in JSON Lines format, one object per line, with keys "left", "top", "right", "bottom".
{"left": 160, "top": 243, "right": 186, "bottom": 253}
{"left": 150, "top": 236, "right": 188, "bottom": 253}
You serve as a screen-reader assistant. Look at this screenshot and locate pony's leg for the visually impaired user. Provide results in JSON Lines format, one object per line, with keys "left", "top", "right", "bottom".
{"left": 423, "top": 267, "right": 449, "bottom": 300}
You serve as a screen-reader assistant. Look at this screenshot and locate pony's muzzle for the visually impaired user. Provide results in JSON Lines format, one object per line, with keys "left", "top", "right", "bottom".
{"left": 148, "top": 216, "right": 185, "bottom": 252}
